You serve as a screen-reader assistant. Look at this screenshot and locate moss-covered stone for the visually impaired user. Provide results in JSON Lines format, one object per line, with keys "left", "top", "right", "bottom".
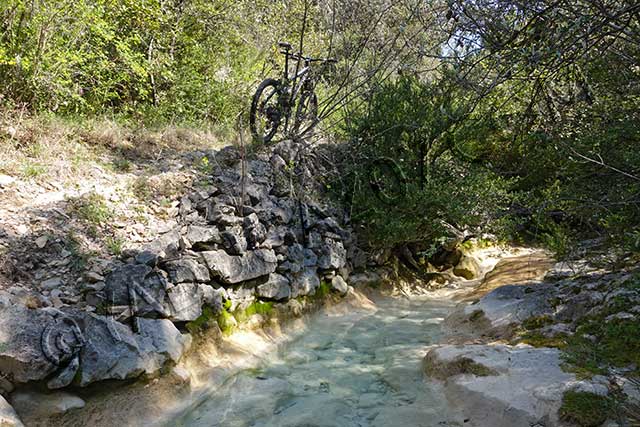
{"left": 518, "top": 332, "right": 568, "bottom": 348}
{"left": 217, "top": 309, "right": 237, "bottom": 336}
{"left": 233, "top": 300, "right": 274, "bottom": 323}
{"left": 315, "top": 280, "right": 332, "bottom": 299}
{"left": 559, "top": 391, "right": 613, "bottom": 427}
{"left": 424, "top": 355, "right": 498, "bottom": 380}
{"left": 522, "top": 315, "right": 554, "bottom": 330}
{"left": 186, "top": 306, "right": 217, "bottom": 335}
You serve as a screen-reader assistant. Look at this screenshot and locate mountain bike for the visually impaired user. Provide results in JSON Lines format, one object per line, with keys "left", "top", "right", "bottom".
{"left": 250, "top": 42, "right": 336, "bottom": 143}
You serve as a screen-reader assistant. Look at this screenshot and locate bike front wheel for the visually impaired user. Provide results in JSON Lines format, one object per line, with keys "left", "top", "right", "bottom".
{"left": 250, "top": 78, "right": 282, "bottom": 143}
{"left": 293, "top": 90, "right": 318, "bottom": 139}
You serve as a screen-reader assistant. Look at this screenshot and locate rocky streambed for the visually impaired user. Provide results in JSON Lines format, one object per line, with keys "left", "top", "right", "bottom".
{"left": 1, "top": 137, "right": 638, "bottom": 427}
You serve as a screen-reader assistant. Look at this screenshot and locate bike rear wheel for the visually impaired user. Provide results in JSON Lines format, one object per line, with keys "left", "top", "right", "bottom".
{"left": 293, "top": 90, "right": 318, "bottom": 139}
{"left": 250, "top": 78, "right": 282, "bottom": 143}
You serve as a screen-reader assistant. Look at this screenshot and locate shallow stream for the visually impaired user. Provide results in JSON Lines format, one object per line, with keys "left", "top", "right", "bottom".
{"left": 167, "top": 296, "right": 459, "bottom": 427}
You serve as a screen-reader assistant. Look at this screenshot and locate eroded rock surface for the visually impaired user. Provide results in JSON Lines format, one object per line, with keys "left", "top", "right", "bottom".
{"left": 0, "top": 140, "right": 363, "bottom": 396}
{"left": 423, "top": 344, "right": 598, "bottom": 427}
{"left": 0, "top": 395, "right": 23, "bottom": 427}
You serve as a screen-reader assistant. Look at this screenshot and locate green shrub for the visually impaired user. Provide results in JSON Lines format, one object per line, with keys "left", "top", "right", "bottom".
{"left": 559, "top": 391, "right": 613, "bottom": 427}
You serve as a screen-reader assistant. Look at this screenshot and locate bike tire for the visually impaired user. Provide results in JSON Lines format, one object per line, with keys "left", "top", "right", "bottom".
{"left": 250, "top": 78, "right": 282, "bottom": 143}
{"left": 368, "top": 157, "right": 408, "bottom": 205}
{"left": 293, "top": 90, "right": 318, "bottom": 139}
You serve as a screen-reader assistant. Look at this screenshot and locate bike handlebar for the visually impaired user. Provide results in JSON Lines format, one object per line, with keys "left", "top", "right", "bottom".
{"left": 282, "top": 51, "right": 337, "bottom": 64}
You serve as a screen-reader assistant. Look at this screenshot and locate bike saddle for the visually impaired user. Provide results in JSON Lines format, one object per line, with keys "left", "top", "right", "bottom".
{"left": 278, "top": 42, "right": 292, "bottom": 50}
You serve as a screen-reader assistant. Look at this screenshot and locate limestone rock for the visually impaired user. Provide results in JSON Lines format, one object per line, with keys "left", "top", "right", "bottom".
{"left": 221, "top": 227, "right": 248, "bottom": 255}
{"left": 0, "top": 395, "right": 23, "bottom": 427}
{"left": 424, "top": 344, "right": 588, "bottom": 427}
{"left": 137, "top": 229, "right": 182, "bottom": 265}
{"left": 453, "top": 253, "right": 481, "bottom": 279}
{"left": 184, "top": 225, "right": 222, "bottom": 248}
{"left": 75, "top": 314, "right": 189, "bottom": 386}
{"left": 197, "top": 285, "right": 225, "bottom": 313}
{"left": 201, "top": 249, "right": 277, "bottom": 284}
{"left": 331, "top": 275, "right": 349, "bottom": 295}
{"left": 317, "top": 240, "right": 346, "bottom": 270}
{"left": 11, "top": 391, "right": 84, "bottom": 419}
{"left": 225, "top": 286, "right": 256, "bottom": 311}
{"left": 0, "top": 305, "right": 57, "bottom": 384}
{"left": 256, "top": 274, "right": 291, "bottom": 301}
{"left": 446, "top": 283, "right": 556, "bottom": 340}
{"left": 164, "top": 259, "right": 210, "bottom": 283}
{"left": 101, "top": 264, "right": 170, "bottom": 318}
{"left": 290, "top": 268, "right": 320, "bottom": 297}
{"left": 40, "top": 277, "right": 63, "bottom": 290}
{"left": 167, "top": 283, "right": 205, "bottom": 321}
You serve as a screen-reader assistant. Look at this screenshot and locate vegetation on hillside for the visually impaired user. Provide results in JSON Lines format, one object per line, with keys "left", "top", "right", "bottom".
{"left": 1, "top": 0, "right": 639, "bottom": 261}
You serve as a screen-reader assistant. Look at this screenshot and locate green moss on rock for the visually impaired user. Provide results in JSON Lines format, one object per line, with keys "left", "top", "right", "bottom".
{"left": 186, "top": 306, "right": 216, "bottom": 335}
{"left": 559, "top": 391, "right": 613, "bottom": 427}
{"left": 522, "top": 315, "right": 554, "bottom": 330}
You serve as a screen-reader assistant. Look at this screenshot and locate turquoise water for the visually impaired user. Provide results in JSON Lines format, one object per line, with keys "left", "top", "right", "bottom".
{"left": 168, "top": 296, "right": 459, "bottom": 427}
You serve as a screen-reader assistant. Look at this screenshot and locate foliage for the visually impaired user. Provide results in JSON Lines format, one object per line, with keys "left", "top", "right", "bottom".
{"left": 339, "top": 75, "right": 515, "bottom": 248}
{"left": 0, "top": 0, "right": 328, "bottom": 125}
{"left": 186, "top": 306, "right": 217, "bottom": 335}
{"left": 68, "top": 192, "right": 113, "bottom": 225}
{"left": 562, "top": 275, "right": 640, "bottom": 377}
{"left": 559, "top": 391, "right": 613, "bottom": 427}
{"left": 233, "top": 300, "right": 274, "bottom": 323}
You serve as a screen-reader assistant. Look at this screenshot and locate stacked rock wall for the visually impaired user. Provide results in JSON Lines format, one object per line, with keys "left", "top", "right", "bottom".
{"left": 0, "top": 140, "right": 362, "bottom": 394}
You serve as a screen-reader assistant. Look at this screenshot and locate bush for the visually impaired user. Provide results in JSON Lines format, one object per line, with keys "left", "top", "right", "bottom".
{"left": 559, "top": 391, "right": 613, "bottom": 427}
{"left": 339, "top": 76, "right": 515, "bottom": 248}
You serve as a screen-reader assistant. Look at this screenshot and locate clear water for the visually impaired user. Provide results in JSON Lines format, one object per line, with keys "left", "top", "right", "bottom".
{"left": 168, "top": 297, "right": 459, "bottom": 427}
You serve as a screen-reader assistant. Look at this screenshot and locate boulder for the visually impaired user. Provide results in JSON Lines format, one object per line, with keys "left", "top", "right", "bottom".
{"left": 206, "top": 205, "right": 243, "bottom": 226}
{"left": 0, "top": 305, "right": 57, "bottom": 384}
{"left": 75, "top": 314, "right": 190, "bottom": 386}
{"left": 220, "top": 227, "right": 248, "bottom": 255}
{"left": 290, "top": 268, "right": 320, "bottom": 297}
{"left": 166, "top": 283, "right": 205, "bottom": 321}
{"left": 137, "top": 229, "right": 182, "bottom": 265}
{"left": 256, "top": 274, "right": 291, "bottom": 301}
{"left": 11, "top": 391, "right": 84, "bottom": 419}
{"left": 245, "top": 222, "right": 267, "bottom": 249}
{"left": 261, "top": 227, "right": 286, "bottom": 249}
{"left": 446, "top": 283, "right": 556, "bottom": 340}
{"left": 163, "top": 259, "right": 210, "bottom": 283}
{"left": 331, "top": 276, "right": 349, "bottom": 295}
{"left": 184, "top": 225, "right": 222, "bottom": 248}
{"left": 453, "top": 253, "right": 481, "bottom": 279}
{"left": 198, "top": 285, "right": 225, "bottom": 313}
{"left": 101, "top": 264, "right": 170, "bottom": 318}
{"left": 201, "top": 249, "right": 277, "bottom": 284}
{"left": 254, "top": 198, "right": 295, "bottom": 225}
{"left": 303, "top": 248, "right": 318, "bottom": 267}
{"left": 317, "top": 240, "right": 347, "bottom": 270}
{"left": 225, "top": 286, "right": 256, "bottom": 311}
{"left": 423, "top": 344, "right": 592, "bottom": 427}
{"left": 0, "top": 395, "right": 23, "bottom": 427}
{"left": 286, "top": 243, "right": 305, "bottom": 265}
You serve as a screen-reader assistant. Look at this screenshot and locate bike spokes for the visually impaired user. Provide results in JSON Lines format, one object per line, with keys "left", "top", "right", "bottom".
{"left": 293, "top": 91, "right": 318, "bottom": 138}
{"left": 258, "top": 89, "right": 279, "bottom": 132}
{"left": 250, "top": 79, "right": 282, "bottom": 143}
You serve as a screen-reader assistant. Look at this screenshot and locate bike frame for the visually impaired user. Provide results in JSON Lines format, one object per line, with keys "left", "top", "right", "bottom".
{"left": 282, "top": 54, "right": 313, "bottom": 132}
